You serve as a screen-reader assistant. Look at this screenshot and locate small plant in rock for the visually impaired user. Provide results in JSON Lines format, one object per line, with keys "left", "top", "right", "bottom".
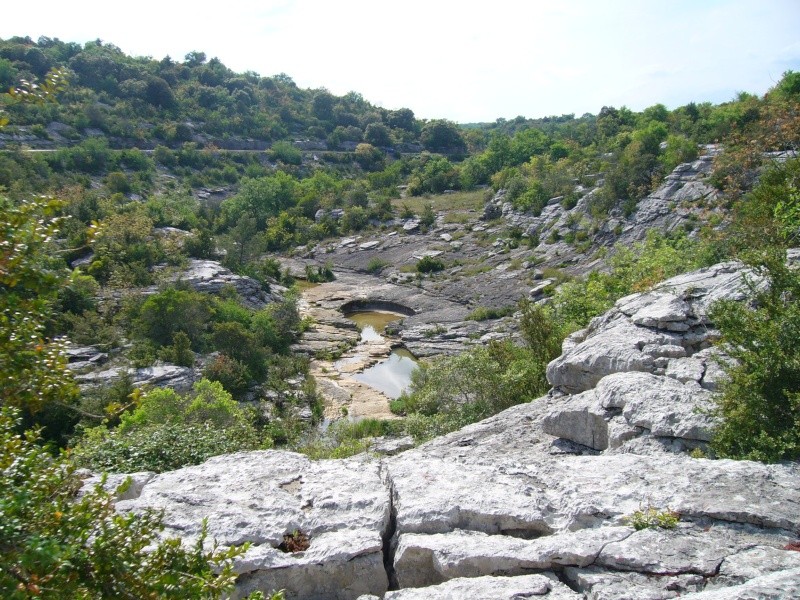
{"left": 278, "top": 530, "right": 310, "bottom": 553}
{"left": 624, "top": 506, "right": 680, "bottom": 530}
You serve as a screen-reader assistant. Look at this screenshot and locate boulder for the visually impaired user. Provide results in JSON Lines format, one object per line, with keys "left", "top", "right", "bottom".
{"left": 547, "top": 261, "right": 753, "bottom": 395}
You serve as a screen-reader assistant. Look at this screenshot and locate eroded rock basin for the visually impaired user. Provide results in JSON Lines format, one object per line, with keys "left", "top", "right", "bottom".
{"left": 344, "top": 311, "right": 418, "bottom": 400}
{"left": 295, "top": 279, "right": 426, "bottom": 420}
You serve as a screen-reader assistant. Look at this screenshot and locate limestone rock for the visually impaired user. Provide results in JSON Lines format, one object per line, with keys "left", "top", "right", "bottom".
{"left": 547, "top": 261, "right": 754, "bottom": 395}
{"left": 679, "top": 568, "right": 800, "bottom": 599}
{"left": 76, "top": 364, "right": 197, "bottom": 392}
{"left": 117, "top": 451, "right": 390, "bottom": 600}
{"left": 394, "top": 527, "right": 632, "bottom": 588}
{"left": 160, "top": 259, "right": 285, "bottom": 309}
{"left": 384, "top": 574, "right": 582, "bottom": 599}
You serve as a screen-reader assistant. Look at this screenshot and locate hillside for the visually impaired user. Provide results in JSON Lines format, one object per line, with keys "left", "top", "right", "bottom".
{"left": 1, "top": 36, "right": 799, "bottom": 599}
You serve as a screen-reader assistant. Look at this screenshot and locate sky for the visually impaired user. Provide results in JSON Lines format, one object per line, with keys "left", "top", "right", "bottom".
{"left": 3, "top": 0, "right": 800, "bottom": 123}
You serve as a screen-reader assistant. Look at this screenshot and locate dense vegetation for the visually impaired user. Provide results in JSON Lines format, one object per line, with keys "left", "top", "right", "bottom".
{"left": 1, "top": 34, "right": 799, "bottom": 597}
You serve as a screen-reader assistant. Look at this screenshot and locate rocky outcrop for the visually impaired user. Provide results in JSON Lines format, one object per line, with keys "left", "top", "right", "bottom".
{"left": 109, "top": 259, "right": 800, "bottom": 599}
{"left": 155, "top": 259, "right": 286, "bottom": 309}
{"left": 75, "top": 363, "right": 197, "bottom": 392}
{"left": 543, "top": 260, "right": 752, "bottom": 453}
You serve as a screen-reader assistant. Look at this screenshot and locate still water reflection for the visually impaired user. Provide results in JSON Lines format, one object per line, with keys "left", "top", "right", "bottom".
{"left": 343, "top": 311, "right": 418, "bottom": 398}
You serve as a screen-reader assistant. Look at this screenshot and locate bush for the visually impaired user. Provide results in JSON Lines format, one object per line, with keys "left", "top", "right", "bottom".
{"left": 624, "top": 506, "right": 680, "bottom": 530}
{"left": 0, "top": 408, "right": 252, "bottom": 597}
{"left": 132, "top": 287, "right": 212, "bottom": 348}
{"left": 203, "top": 354, "right": 251, "bottom": 396}
{"left": 416, "top": 255, "right": 445, "bottom": 273}
{"left": 73, "top": 420, "right": 264, "bottom": 474}
{"left": 268, "top": 141, "right": 302, "bottom": 165}
{"left": 466, "top": 305, "right": 515, "bottom": 321}
{"left": 366, "top": 258, "right": 389, "bottom": 274}
{"left": 709, "top": 251, "right": 800, "bottom": 462}
{"left": 551, "top": 231, "right": 704, "bottom": 328}
{"left": 304, "top": 262, "right": 335, "bottom": 283}
{"left": 398, "top": 340, "right": 550, "bottom": 441}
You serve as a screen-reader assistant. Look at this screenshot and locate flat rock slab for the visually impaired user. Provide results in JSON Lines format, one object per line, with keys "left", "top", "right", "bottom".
{"left": 117, "top": 451, "right": 390, "bottom": 600}
{"left": 394, "top": 527, "right": 632, "bottom": 588}
{"left": 680, "top": 567, "right": 800, "bottom": 599}
{"left": 388, "top": 448, "right": 800, "bottom": 539}
{"left": 382, "top": 574, "right": 583, "bottom": 599}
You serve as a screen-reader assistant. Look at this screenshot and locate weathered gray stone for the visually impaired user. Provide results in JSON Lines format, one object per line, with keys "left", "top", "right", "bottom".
{"left": 712, "top": 545, "right": 800, "bottom": 588}
{"left": 542, "top": 390, "right": 610, "bottom": 450}
{"left": 394, "top": 527, "right": 632, "bottom": 588}
{"left": 403, "top": 219, "right": 421, "bottom": 232}
{"left": 370, "top": 436, "right": 416, "bottom": 456}
{"left": 564, "top": 565, "right": 706, "bottom": 599}
{"left": 597, "top": 372, "right": 717, "bottom": 442}
{"left": 596, "top": 526, "right": 734, "bottom": 576}
{"left": 665, "top": 356, "right": 705, "bottom": 383}
{"left": 546, "top": 318, "right": 662, "bottom": 394}
{"left": 117, "top": 451, "right": 390, "bottom": 600}
{"left": 385, "top": 574, "right": 582, "bottom": 599}
{"left": 76, "top": 364, "right": 197, "bottom": 392}
{"left": 161, "top": 259, "right": 285, "bottom": 309}
{"left": 680, "top": 567, "right": 800, "bottom": 599}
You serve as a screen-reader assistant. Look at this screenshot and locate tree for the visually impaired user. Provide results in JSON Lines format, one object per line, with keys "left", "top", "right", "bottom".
{"left": 311, "top": 90, "right": 335, "bottom": 121}
{"left": 364, "top": 122, "right": 392, "bottom": 147}
{"left": 710, "top": 250, "right": 800, "bottom": 462}
{"left": 222, "top": 172, "right": 297, "bottom": 229}
{"left": 133, "top": 287, "right": 212, "bottom": 349}
{"left": 0, "top": 196, "right": 77, "bottom": 413}
{"left": 421, "top": 119, "right": 467, "bottom": 155}
{"left": 387, "top": 108, "right": 416, "bottom": 132}
{"left": 354, "top": 143, "right": 384, "bottom": 171}
{"left": 0, "top": 67, "right": 277, "bottom": 600}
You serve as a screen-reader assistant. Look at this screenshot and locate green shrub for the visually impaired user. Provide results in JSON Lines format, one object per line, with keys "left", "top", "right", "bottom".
{"left": 466, "top": 305, "right": 515, "bottom": 321}
{"left": 158, "top": 331, "right": 195, "bottom": 367}
{"left": 211, "top": 321, "right": 268, "bottom": 380}
{"left": 710, "top": 250, "right": 800, "bottom": 462}
{"left": 552, "top": 231, "right": 704, "bottom": 328}
{"left": 132, "top": 287, "right": 212, "bottom": 349}
{"left": 416, "top": 255, "right": 445, "bottom": 273}
{"left": 203, "top": 354, "right": 251, "bottom": 396}
{"left": 399, "top": 340, "right": 550, "bottom": 441}
{"left": 366, "top": 258, "right": 390, "bottom": 274}
{"left": 268, "top": 141, "right": 302, "bottom": 165}
{"left": 118, "top": 379, "right": 248, "bottom": 433}
{"left": 128, "top": 340, "right": 157, "bottom": 368}
{"left": 296, "top": 418, "right": 396, "bottom": 460}
{"left": 304, "top": 262, "right": 335, "bottom": 283}
{"left": 213, "top": 297, "right": 252, "bottom": 327}
{"left": 73, "top": 420, "right": 264, "bottom": 474}
{"left": 0, "top": 408, "right": 252, "bottom": 597}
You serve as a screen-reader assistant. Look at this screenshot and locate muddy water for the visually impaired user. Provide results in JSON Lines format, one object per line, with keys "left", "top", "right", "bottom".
{"left": 344, "top": 311, "right": 418, "bottom": 398}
